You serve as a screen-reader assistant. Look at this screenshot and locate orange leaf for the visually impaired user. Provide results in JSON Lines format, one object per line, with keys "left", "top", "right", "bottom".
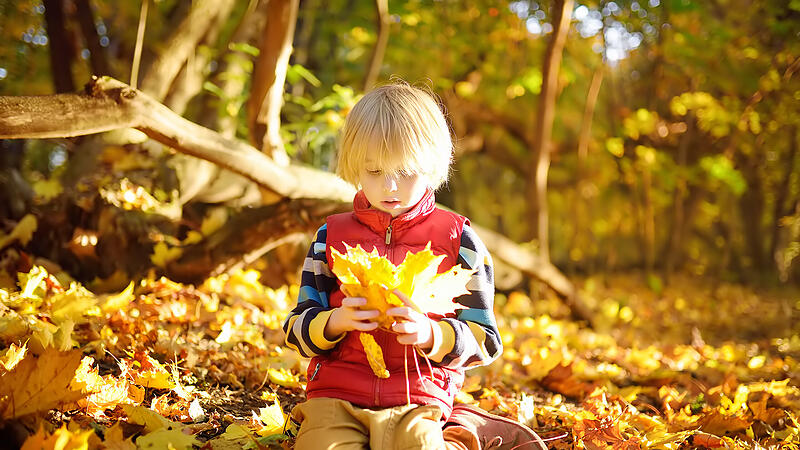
{"left": 0, "top": 347, "right": 84, "bottom": 419}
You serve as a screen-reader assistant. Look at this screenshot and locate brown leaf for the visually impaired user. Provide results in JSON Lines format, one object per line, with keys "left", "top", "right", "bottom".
{"left": 0, "top": 347, "right": 84, "bottom": 419}
{"left": 749, "top": 394, "right": 785, "bottom": 426}
{"left": 699, "top": 409, "right": 751, "bottom": 435}
{"left": 541, "top": 363, "right": 596, "bottom": 399}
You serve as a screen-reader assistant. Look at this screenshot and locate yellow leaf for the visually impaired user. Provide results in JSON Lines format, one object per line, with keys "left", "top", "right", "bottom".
{"left": 32, "top": 177, "right": 64, "bottom": 202}
{"left": 150, "top": 242, "right": 182, "bottom": 268}
{"left": 73, "top": 357, "right": 138, "bottom": 417}
{"left": 207, "top": 424, "right": 258, "bottom": 450}
{"left": 49, "top": 282, "right": 97, "bottom": 325}
{"left": 747, "top": 355, "right": 766, "bottom": 369}
{"left": 201, "top": 207, "right": 228, "bottom": 236}
{"left": 359, "top": 332, "right": 389, "bottom": 378}
{"left": 0, "top": 342, "right": 27, "bottom": 371}
{"left": 268, "top": 367, "right": 301, "bottom": 388}
{"left": 20, "top": 424, "right": 92, "bottom": 450}
{"left": 123, "top": 404, "right": 181, "bottom": 433}
{"left": 253, "top": 399, "right": 288, "bottom": 436}
{"left": 101, "top": 281, "right": 135, "bottom": 313}
{"left": 19, "top": 265, "right": 50, "bottom": 300}
{"left": 132, "top": 355, "right": 176, "bottom": 390}
{"left": 135, "top": 428, "right": 199, "bottom": 450}
{"left": 96, "top": 422, "right": 136, "bottom": 450}
{"left": 0, "top": 348, "right": 84, "bottom": 419}
{"left": 0, "top": 214, "right": 38, "bottom": 250}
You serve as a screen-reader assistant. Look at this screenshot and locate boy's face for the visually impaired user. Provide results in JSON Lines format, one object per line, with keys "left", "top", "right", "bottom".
{"left": 360, "top": 160, "right": 428, "bottom": 217}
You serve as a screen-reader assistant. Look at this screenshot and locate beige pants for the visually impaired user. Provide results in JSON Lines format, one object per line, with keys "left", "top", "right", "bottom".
{"left": 291, "top": 397, "right": 479, "bottom": 450}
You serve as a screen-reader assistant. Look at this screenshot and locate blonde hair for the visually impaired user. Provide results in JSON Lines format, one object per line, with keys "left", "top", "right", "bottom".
{"left": 336, "top": 82, "right": 453, "bottom": 190}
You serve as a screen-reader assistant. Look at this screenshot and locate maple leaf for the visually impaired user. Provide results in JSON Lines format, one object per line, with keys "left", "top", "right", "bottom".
{"left": 135, "top": 428, "right": 199, "bottom": 450}
{"left": 20, "top": 424, "right": 93, "bottom": 450}
{"left": 131, "top": 352, "right": 176, "bottom": 389}
{"left": 267, "top": 367, "right": 301, "bottom": 388}
{"left": 0, "top": 347, "right": 84, "bottom": 419}
{"left": 93, "top": 422, "right": 136, "bottom": 450}
{"left": 206, "top": 424, "right": 260, "bottom": 450}
{"left": 251, "top": 399, "right": 288, "bottom": 436}
{"left": 123, "top": 404, "right": 184, "bottom": 433}
{"left": 73, "top": 356, "right": 139, "bottom": 417}
{"left": 329, "top": 243, "right": 475, "bottom": 327}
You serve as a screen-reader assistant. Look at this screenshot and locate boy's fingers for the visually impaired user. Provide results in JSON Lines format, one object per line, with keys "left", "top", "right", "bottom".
{"left": 353, "top": 310, "right": 379, "bottom": 320}
{"left": 354, "top": 321, "right": 378, "bottom": 331}
{"left": 385, "top": 307, "right": 411, "bottom": 317}
{"left": 391, "top": 321, "right": 415, "bottom": 334}
{"left": 341, "top": 297, "right": 367, "bottom": 307}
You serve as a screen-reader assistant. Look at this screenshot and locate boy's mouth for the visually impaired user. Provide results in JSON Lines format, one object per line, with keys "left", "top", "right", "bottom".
{"left": 381, "top": 200, "right": 400, "bottom": 208}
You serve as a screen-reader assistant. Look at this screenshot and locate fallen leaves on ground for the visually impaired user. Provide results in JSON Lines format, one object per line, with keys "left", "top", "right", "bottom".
{"left": 0, "top": 265, "right": 797, "bottom": 448}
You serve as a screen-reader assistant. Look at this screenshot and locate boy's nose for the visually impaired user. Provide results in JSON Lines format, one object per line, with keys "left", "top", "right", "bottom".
{"left": 383, "top": 175, "right": 398, "bottom": 192}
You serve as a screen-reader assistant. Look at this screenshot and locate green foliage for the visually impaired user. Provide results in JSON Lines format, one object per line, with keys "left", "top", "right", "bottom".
{"left": 699, "top": 155, "right": 747, "bottom": 196}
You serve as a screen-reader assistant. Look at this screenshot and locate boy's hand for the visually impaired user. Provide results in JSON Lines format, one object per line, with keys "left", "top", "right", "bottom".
{"left": 386, "top": 290, "right": 435, "bottom": 350}
{"left": 324, "top": 297, "right": 379, "bottom": 340}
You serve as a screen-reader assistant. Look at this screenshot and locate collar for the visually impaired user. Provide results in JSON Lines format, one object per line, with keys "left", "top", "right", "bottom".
{"left": 352, "top": 188, "right": 436, "bottom": 235}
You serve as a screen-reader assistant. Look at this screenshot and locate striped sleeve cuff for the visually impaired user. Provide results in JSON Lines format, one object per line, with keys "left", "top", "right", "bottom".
{"left": 426, "top": 320, "right": 455, "bottom": 363}
{"left": 308, "top": 309, "right": 344, "bottom": 350}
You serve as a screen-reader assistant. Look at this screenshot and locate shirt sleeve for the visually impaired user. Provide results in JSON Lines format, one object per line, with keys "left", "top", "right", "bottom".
{"left": 282, "top": 224, "right": 343, "bottom": 357}
{"left": 424, "top": 224, "right": 503, "bottom": 369}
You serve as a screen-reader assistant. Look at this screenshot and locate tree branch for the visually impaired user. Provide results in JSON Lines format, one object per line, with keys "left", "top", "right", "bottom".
{"left": 0, "top": 76, "right": 355, "bottom": 202}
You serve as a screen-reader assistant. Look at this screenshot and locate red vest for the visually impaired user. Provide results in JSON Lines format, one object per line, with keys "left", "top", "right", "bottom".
{"left": 305, "top": 189, "right": 468, "bottom": 417}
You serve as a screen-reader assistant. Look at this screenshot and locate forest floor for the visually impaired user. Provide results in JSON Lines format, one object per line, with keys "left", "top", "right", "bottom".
{"left": 0, "top": 264, "right": 798, "bottom": 449}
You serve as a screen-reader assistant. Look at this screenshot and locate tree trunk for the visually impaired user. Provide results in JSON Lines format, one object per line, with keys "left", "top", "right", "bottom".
{"left": 571, "top": 65, "right": 603, "bottom": 272}
{"left": 291, "top": 0, "right": 319, "bottom": 97}
{"left": 527, "top": 0, "right": 572, "bottom": 262}
{"left": 74, "top": 0, "right": 112, "bottom": 77}
{"left": 640, "top": 159, "right": 655, "bottom": 274}
{"left": 662, "top": 113, "right": 696, "bottom": 280}
{"left": 770, "top": 126, "right": 798, "bottom": 260}
{"left": 207, "top": 0, "right": 270, "bottom": 137}
{"left": 139, "top": 0, "right": 234, "bottom": 102}
{"left": 363, "top": 0, "right": 390, "bottom": 91}
{"left": 43, "top": 0, "right": 75, "bottom": 93}
{"left": 163, "top": 1, "right": 236, "bottom": 115}
{"left": 738, "top": 148, "right": 766, "bottom": 273}
{"left": 247, "top": 0, "right": 300, "bottom": 165}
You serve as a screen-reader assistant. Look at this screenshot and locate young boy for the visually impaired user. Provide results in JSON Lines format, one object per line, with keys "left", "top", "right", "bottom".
{"left": 283, "top": 82, "right": 505, "bottom": 449}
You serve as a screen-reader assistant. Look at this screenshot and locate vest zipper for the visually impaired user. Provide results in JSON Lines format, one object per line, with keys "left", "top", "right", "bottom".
{"left": 309, "top": 362, "right": 321, "bottom": 381}
{"left": 384, "top": 224, "right": 392, "bottom": 245}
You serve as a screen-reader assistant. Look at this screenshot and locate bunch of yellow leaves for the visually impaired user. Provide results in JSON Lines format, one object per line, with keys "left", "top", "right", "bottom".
{"left": 329, "top": 243, "right": 475, "bottom": 327}
{"left": 330, "top": 243, "right": 475, "bottom": 379}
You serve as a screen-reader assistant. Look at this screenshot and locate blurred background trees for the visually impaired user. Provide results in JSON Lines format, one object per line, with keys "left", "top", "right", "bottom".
{"left": 0, "top": 0, "right": 798, "bottom": 294}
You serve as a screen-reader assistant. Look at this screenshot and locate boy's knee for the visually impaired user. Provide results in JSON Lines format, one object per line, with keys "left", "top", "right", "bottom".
{"left": 390, "top": 405, "right": 447, "bottom": 450}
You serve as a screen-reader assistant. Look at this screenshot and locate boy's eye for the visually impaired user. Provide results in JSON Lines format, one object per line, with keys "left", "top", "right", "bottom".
{"left": 366, "top": 169, "right": 382, "bottom": 175}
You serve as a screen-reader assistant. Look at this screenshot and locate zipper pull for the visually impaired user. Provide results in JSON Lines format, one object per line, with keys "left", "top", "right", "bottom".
{"left": 385, "top": 225, "right": 392, "bottom": 245}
